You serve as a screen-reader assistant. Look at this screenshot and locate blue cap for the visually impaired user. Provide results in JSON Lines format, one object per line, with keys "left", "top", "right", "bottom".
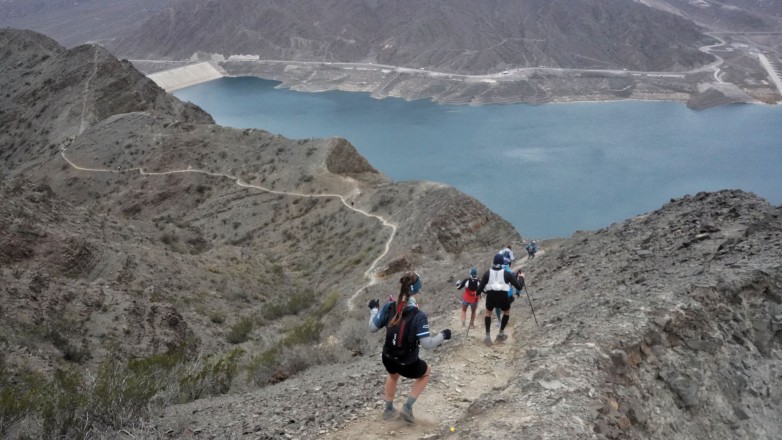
{"left": 493, "top": 254, "right": 505, "bottom": 266}
{"left": 469, "top": 267, "right": 477, "bottom": 277}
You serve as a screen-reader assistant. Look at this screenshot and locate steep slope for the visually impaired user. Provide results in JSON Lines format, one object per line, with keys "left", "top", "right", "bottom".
{"left": 0, "top": 0, "right": 167, "bottom": 48}
{"left": 642, "top": 0, "right": 782, "bottom": 33}
{"left": 110, "top": 0, "right": 715, "bottom": 73}
{"left": 114, "top": 192, "right": 781, "bottom": 440}
{"left": 0, "top": 29, "right": 211, "bottom": 175}
{"left": 0, "top": 28, "right": 520, "bottom": 438}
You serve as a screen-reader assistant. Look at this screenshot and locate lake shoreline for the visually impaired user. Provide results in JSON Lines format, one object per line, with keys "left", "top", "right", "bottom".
{"left": 173, "top": 77, "right": 782, "bottom": 238}
{"left": 141, "top": 59, "right": 779, "bottom": 109}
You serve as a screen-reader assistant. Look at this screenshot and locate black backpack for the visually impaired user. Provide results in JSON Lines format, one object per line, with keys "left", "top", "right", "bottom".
{"left": 383, "top": 304, "right": 420, "bottom": 364}
{"left": 464, "top": 277, "right": 480, "bottom": 292}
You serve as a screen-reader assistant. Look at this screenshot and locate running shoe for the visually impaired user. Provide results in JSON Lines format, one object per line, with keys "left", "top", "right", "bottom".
{"left": 400, "top": 405, "right": 415, "bottom": 424}
{"left": 483, "top": 335, "right": 493, "bottom": 347}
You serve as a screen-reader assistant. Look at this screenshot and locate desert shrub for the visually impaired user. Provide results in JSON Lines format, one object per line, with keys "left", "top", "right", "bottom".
{"left": 263, "top": 289, "right": 313, "bottom": 320}
{"left": 37, "top": 368, "right": 90, "bottom": 439}
{"left": 338, "top": 319, "right": 371, "bottom": 356}
{"left": 245, "top": 348, "right": 279, "bottom": 387}
{"left": 46, "top": 325, "right": 90, "bottom": 364}
{"left": 0, "top": 358, "right": 38, "bottom": 435}
{"left": 317, "top": 291, "right": 340, "bottom": 316}
{"left": 226, "top": 316, "right": 254, "bottom": 344}
{"left": 244, "top": 317, "right": 325, "bottom": 386}
{"left": 160, "top": 232, "right": 178, "bottom": 245}
{"left": 209, "top": 310, "right": 225, "bottom": 324}
{"left": 88, "top": 357, "right": 161, "bottom": 430}
{"left": 281, "top": 318, "right": 324, "bottom": 347}
{"left": 0, "top": 346, "right": 249, "bottom": 437}
{"left": 178, "top": 349, "right": 243, "bottom": 402}
{"left": 248, "top": 344, "right": 339, "bottom": 386}
{"left": 273, "top": 345, "right": 339, "bottom": 383}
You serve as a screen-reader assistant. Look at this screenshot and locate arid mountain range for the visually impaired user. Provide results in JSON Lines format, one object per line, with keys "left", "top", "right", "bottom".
{"left": 1, "top": 28, "right": 781, "bottom": 439}
{"left": 110, "top": 0, "right": 715, "bottom": 73}
{"left": 2, "top": 0, "right": 781, "bottom": 106}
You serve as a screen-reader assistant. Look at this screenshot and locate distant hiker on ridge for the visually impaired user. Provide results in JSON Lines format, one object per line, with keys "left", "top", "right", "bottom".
{"left": 368, "top": 272, "right": 451, "bottom": 424}
{"left": 455, "top": 267, "right": 481, "bottom": 328}
{"left": 478, "top": 254, "right": 524, "bottom": 346}
{"left": 526, "top": 240, "right": 537, "bottom": 261}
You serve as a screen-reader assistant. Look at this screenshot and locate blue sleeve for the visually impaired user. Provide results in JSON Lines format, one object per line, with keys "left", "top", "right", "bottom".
{"left": 371, "top": 302, "right": 395, "bottom": 330}
{"left": 412, "top": 311, "right": 430, "bottom": 339}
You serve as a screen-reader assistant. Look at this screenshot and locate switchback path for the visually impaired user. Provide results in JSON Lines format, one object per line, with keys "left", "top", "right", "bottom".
{"left": 59, "top": 147, "right": 397, "bottom": 311}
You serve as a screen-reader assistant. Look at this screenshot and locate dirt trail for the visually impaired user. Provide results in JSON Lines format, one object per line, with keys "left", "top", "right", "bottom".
{"left": 326, "top": 256, "right": 543, "bottom": 440}
{"left": 323, "top": 303, "right": 520, "bottom": 440}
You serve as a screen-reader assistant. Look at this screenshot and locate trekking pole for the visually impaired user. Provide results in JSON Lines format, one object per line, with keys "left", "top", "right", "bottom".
{"left": 524, "top": 286, "right": 540, "bottom": 327}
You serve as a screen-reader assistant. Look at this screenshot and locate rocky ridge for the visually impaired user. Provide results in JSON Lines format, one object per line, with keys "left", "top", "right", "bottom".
{"left": 118, "top": 191, "right": 782, "bottom": 440}
{"left": 0, "top": 28, "right": 519, "bottom": 438}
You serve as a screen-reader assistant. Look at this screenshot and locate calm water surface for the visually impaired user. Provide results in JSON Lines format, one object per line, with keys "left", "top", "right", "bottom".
{"left": 174, "top": 77, "right": 782, "bottom": 238}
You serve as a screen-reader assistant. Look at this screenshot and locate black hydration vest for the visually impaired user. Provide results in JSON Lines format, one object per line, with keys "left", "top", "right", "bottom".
{"left": 383, "top": 304, "right": 420, "bottom": 365}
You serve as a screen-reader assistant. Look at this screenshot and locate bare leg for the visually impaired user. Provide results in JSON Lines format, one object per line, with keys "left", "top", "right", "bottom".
{"left": 410, "top": 366, "right": 430, "bottom": 398}
{"left": 385, "top": 373, "right": 400, "bottom": 402}
{"left": 460, "top": 304, "right": 467, "bottom": 325}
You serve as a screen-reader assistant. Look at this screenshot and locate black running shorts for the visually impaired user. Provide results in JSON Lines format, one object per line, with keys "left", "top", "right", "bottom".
{"left": 485, "top": 290, "right": 510, "bottom": 312}
{"left": 382, "top": 355, "right": 428, "bottom": 379}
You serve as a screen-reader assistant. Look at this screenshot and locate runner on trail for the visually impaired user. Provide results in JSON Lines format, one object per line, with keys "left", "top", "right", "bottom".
{"left": 516, "top": 270, "right": 526, "bottom": 294}
{"left": 477, "top": 254, "right": 524, "bottom": 346}
{"left": 526, "top": 240, "right": 538, "bottom": 260}
{"left": 368, "top": 272, "right": 451, "bottom": 424}
{"left": 455, "top": 267, "right": 481, "bottom": 328}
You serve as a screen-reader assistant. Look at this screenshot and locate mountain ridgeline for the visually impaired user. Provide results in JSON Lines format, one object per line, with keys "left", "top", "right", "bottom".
{"left": 111, "top": 0, "right": 715, "bottom": 73}
{"left": 1, "top": 29, "right": 780, "bottom": 440}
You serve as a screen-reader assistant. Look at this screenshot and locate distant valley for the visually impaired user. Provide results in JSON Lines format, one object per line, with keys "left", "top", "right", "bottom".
{"left": 2, "top": 0, "right": 781, "bottom": 106}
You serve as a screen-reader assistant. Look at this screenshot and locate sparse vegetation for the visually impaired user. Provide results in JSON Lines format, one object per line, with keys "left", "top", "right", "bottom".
{"left": 0, "top": 346, "right": 250, "bottom": 437}
{"left": 177, "top": 349, "right": 243, "bottom": 401}
{"left": 263, "top": 290, "right": 313, "bottom": 320}
{"left": 225, "top": 316, "right": 254, "bottom": 344}
{"left": 46, "top": 323, "right": 91, "bottom": 364}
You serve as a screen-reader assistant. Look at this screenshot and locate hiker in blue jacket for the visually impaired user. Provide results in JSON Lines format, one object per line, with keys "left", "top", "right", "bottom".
{"left": 368, "top": 272, "right": 451, "bottom": 424}
{"left": 477, "top": 254, "right": 524, "bottom": 346}
{"left": 526, "top": 240, "right": 538, "bottom": 260}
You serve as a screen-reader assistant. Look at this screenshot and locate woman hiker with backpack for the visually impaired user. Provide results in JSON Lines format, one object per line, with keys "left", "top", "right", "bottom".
{"left": 368, "top": 272, "right": 452, "bottom": 424}
{"left": 455, "top": 267, "right": 481, "bottom": 328}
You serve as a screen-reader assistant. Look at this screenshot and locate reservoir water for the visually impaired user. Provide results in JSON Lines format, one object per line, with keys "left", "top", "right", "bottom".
{"left": 174, "top": 77, "right": 782, "bottom": 238}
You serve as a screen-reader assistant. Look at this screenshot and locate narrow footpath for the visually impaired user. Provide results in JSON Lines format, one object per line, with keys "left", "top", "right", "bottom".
{"left": 59, "top": 147, "right": 397, "bottom": 312}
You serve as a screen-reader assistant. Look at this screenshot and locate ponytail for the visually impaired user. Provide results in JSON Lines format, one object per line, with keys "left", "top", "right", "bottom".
{"left": 389, "top": 272, "right": 418, "bottom": 327}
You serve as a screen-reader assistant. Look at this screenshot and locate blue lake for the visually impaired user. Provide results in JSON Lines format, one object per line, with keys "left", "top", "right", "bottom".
{"left": 174, "top": 77, "right": 782, "bottom": 238}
